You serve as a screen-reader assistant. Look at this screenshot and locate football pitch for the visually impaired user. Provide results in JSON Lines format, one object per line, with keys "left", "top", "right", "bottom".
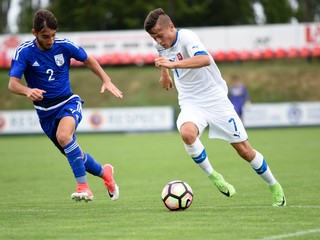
{"left": 0, "top": 127, "right": 319, "bottom": 240}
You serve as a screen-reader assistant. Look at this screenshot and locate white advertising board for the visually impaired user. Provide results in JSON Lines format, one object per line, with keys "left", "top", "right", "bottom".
{"left": 243, "top": 102, "right": 320, "bottom": 128}
{"left": 1, "top": 103, "right": 319, "bottom": 135}
{"left": 78, "top": 106, "right": 174, "bottom": 132}
{"left": 0, "top": 106, "right": 175, "bottom": 135}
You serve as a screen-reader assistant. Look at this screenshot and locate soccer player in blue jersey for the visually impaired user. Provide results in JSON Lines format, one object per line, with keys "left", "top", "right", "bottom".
{"left": 8, "top": 9, "right": 122, "bottom": 202}
{"left": 144, "top": 8, "right": 286, "bottom": 206}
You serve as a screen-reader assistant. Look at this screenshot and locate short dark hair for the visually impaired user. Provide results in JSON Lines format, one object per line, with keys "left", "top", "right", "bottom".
{"left": 33, "top": 9, "right": 58, "bottom": 33}
{"left": 144, "top": 8, "right": 170, "bottom": 33}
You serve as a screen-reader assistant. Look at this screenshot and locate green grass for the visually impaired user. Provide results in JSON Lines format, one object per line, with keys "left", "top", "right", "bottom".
{"left": 0, "top": 127, "right": 320, "bottom": 240}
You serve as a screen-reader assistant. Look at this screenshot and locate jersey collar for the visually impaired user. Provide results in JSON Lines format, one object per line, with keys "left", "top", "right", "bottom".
{"left": 170, "top": 29, "right": 179, "bottom": 47}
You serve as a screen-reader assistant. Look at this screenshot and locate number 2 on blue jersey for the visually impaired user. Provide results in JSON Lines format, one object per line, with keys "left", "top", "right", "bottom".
{"left": 46, "top": 69, "right": 55, "bottom": 81}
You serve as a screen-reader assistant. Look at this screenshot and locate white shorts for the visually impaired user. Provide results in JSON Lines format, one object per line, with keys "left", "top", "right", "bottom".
{"left": 176, "top": 100, "right": 248, "bottom": 143}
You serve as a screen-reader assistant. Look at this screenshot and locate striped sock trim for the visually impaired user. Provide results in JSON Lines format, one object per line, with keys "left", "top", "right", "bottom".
{"left": 64, "top": 141, "right": 79, "bottom": 154}
{"left": 192, "top": 149, "right": 207, "bottom": 164}
{"left": 254, "top": 159, "right": 268, "bottom": 175}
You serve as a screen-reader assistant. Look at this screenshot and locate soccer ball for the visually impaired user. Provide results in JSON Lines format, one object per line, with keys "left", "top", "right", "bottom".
{"left": 161, "top": 180, "right": 193, "bottom": 211}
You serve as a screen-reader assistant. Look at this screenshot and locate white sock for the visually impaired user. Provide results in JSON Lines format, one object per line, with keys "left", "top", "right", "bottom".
{"left": 250, "top": 150, "right": 276, "bottom": 185}
{"left": 184, "top": 138, "right": 213, "bottom": 176}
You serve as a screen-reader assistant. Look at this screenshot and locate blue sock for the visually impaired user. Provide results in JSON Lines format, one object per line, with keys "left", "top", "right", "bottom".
{"left": 83, "top": 152, "right": 103, "bottom": 176}
{"left": 64, "top": 140, "right": 87, "bottom": 183}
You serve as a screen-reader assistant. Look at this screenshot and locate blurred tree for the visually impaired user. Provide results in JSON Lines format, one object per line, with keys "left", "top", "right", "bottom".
{"left": 12, "top": 0, "right": 320, "bottom": 33}
{"left": 49, "top": 0, "right": 255, "bottom": 30}
{"left": 18, "top": 0, "right": 41, "bottom": 33}
{"left": 295, "top": 0, "right": 320, "bottom": 22}
{"left": 167, "top": 0, "right": 254, "bottom": 27}
{"left": 0, "top": 0, "right": 10, "bottom": 33}
{"left": 260, "top": 0, "right": 294, "bottom": 23}
{"left": 48, "top": 0, "right": 166, "bottom": 31}
{"left": 208, "top": 0, "right": 256, "bottom": 25}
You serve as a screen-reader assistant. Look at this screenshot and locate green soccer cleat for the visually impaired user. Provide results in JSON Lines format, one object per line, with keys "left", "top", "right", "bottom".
{"left": 269, "top": 182, "right": 286, "bottom": 207}
{"left": 208, "top": 171, "right": 236, "bottom": 197}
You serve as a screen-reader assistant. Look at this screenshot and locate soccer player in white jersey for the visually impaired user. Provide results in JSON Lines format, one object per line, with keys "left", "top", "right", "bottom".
{"left": 8, "top": 9, "right": 122, "bottom": 202}
{"left": 144, "top": 8, "right": 286, "bottom": 206}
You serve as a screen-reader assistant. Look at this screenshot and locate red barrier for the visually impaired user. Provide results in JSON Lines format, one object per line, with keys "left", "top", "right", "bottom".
{"left": 287, "top": 47, "right": 300, "bottom": 58}
{"left": 300, "top": 47, "right": 312, "bottom": 57}
{"left": 238, "top": 50, "right": 252, "bottom": 61}
{"left": 226, "top": 50, "right": 239, "bottom": 61}
{"left": 212, "top": 50, "right": 227, "bottom": 61}
{"left": 312, "top": 47, "right": 320, "bottom": 57}
{"left": 275, "top": 48, "right": 287, "bottom": 59}
{"left": 263, "top": 48, "right": 274, "bottom": 59}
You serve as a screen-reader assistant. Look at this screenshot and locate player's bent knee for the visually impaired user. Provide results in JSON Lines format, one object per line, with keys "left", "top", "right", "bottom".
{"left": 56, "top": 132, "right": 73, "bottom": 147}
{"left": 180, "top": 133, "right": 196, "bottom": 145}
{"left": 180, "top": 123, "right": 198, "bottom": 145}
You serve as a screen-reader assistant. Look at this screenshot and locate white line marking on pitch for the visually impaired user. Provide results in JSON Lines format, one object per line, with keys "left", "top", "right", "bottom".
{"left": 261, "top": 228, "right": 320, "bottom": 240}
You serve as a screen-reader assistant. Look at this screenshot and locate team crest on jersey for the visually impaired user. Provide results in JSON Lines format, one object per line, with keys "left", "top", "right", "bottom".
{"left": 177, "top": 53, "right": 183, "bottom": 61}
{"left": 54, "top": 54, "right": 65, "bottom": 66}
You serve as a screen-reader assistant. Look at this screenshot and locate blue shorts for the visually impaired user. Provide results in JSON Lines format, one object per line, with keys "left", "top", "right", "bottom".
{"left": 36, "top": 95, "right": 83, "bottom": 154}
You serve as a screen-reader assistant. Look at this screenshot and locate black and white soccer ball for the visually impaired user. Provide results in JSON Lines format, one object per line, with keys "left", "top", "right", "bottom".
{"left": 161, "top": 180, "right": 193, "bottom": 211}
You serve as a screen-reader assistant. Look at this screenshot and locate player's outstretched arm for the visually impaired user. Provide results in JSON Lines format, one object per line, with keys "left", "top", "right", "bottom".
{"left": 83, "top": 55, "right": 123, "bottom": 99}
{"left": 8, "top": 76, "right": 46, "bottom": 101}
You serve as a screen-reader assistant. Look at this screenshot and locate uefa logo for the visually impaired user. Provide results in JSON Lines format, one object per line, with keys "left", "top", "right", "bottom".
{"left": 89, "top": 112, "right": 103, "bottom": 128}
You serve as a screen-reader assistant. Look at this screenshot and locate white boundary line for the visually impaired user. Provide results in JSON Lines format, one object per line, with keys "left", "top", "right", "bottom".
{"left": 1, "top": 205, "right": 320, "bottom": 212}
{"left": 261, "top": 228, "right": 320, "bottom": 240}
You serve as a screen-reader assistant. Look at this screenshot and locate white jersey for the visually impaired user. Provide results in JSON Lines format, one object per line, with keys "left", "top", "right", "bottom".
{"left": 156, "top": 29, "right": 229, "bottom": 108}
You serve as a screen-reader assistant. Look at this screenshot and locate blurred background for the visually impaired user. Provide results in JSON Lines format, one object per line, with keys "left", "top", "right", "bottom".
{"left": 0, "top": 0, "right": 320, "bottom": 133}
{"left": 1, "top": 0, "right": 319, "bottom": 33}
{"left": 1, "top": 4, "right": 320, "bottom": 240}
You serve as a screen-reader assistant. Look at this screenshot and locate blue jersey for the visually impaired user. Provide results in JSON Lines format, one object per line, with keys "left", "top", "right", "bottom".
{"left": 9, "top": 38, "right": 87, "bottom": 100}
{"left": 9, "top": 37, "right": 88, "bottom": 134}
